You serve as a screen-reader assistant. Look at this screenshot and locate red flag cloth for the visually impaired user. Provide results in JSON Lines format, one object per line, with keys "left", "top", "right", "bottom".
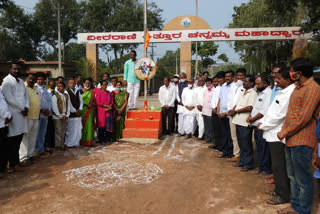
{"left": 144, "top": 29, "right": 150, "bottom": 50}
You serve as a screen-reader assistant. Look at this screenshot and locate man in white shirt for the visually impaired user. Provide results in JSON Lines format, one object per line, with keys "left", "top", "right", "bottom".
{"left": 180, "top": 79, "right": 197, "bottom": 139}
{"left": 257, "top": 68, "right": 295, "bottom": 205}
{"left": 158, "top": 77, "right": 176, "bottom": 135}
{"left": 194, "top": 77, "right": 206, "bottom": 140}
{"left": 51, "top": 82, "right": 70, "bottom": 150}
{"left": 176, "top": 72, "right": 188, "bottom": 136}
{"left": 209, "top": 71, "right": 225, "bottom": 150}
{"left": 217, "top": 70, "right": 234, "bottom": 158}
{"left": 230, "top": 75, "right": 257, "bottom": 171}
{"left": 107, "top": 77, "right": 117, "bottom": 92}
{"left": 247, "top": 76, "right": 272, "bottom": 175}
{"left": 172, "top": 74, "right": 180, "bottom": 132}
{"left": 0, "top": 76, "right": 12, "bottom": 177}
{"left": 227, "top": 68, "right": 246, "bottom": 162}
{"left": 66, "top": 79, "right": 83, "bottom": 147}
{"left": 2, "top": 62, "right": 29, "bottom": 172}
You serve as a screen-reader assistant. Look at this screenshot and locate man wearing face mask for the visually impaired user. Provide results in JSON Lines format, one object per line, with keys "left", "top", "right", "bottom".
{"left": 176, "top": 72, "right": 188, "bottom": 136}
{"left": 172, "top": 74, "right": 180, "bottom": 132}
{"left": 194, "top": 77, "right": 206, "bottom": 140}
{"left": 247, "top": 76, "right": 272, "bottom": 176}
{"left": 180, "top": 79, "right": 197, "bottom": 139}
{"left": 227, "top": 68, "right": 246, "bottom": 162}
{"left": 277, "top": 58, "right": 320, "bottom": 214}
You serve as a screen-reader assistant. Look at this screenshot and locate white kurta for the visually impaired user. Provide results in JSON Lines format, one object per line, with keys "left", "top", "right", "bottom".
{"left": 181, "top": 87, "right": 197, "bottom": 135}
{"left": 194, "top": 86, "right": 206, "bottom": 138}
{"left": 65, "top": 89, "right": 83, "bottom": 147}
{"left": 0, "top": 89, "right": 11, "bottom": 129}
{"left": 1, "top": 74, "right": 29, "bottom": 137}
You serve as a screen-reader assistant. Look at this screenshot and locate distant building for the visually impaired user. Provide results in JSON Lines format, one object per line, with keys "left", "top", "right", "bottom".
{"left": 0, "top": 60, "right": 77, "bottom": 80}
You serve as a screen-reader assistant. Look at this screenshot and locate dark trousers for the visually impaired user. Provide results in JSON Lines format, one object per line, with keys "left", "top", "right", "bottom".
{"left": 0, "top": 127, "right": 8, "bottom": 171}
{"left": 285, "top": 146, "right": 313, "bottom": 214}
{"left": 45, "top": 115, "right": 55, "bottom": 149}
{"left": 162, "top": 107, "right": 175, "bottom": 135}
{"left": 236, "top": 125, "right": 253, "bottom": 169}
{"left": 318, "top": 179, "right": 320, "bottom": 200}
{"left": 5, "top": 134, "right": 23, "bottom": 168}
{"left": 269, "top": 141, "right": 290, "bottom": 202}
{"left": 203, "top": 115, "right": 215, "bottom": 143}
{"left": 254, "top": 127, "right": 272, "bottom": 174}
{"left": 98, "top": 128, "right": 112, "bottom": 143}
{"left": 174, "top": 102, "right": 178, "bottom": 132}
{"left": 212, "top": 114, "right": 223, "bottom": 150}
{"left": 220, "top": 117, "right": 233, "bottom": 157}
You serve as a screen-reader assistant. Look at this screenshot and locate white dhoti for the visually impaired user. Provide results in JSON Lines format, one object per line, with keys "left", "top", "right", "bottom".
{"left": 20, "top": 119, "right": 39, "bottom": 161}
{"left": 65, "top": 117, "right": 82, "bottom": 147}
{"left": 183, "top": 114, "right": 196, "bottom": 135}
{"left": 178, "top": 113, "right": 185, "bottom": 135}
{"left": 195, "top": 113, "right": 204, "bottom": 138}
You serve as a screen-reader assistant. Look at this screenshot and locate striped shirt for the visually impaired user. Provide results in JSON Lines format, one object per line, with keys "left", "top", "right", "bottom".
{"left": 280, "top": 77, "right": 320, "bottom": 148}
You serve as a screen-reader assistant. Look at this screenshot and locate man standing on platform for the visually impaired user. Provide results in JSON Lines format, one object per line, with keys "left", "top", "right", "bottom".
{"left": 35, "top": 74, "right": 51, "bottom": 156}
{"left": 2, "top": 62, "right": 29, "bottom": 172}
{"left": 66, "top": 79, "right": 83, "bottom": 148}
{"left": 194, "top": 76, "right": 206, "bottom": 140}
{"left": 20, "top": 73, "right": 40, "bottom": 164}
{"left": 158, "top": 77, "right": 176, "bottom": 135}
{"left": 181, "top": 79, "right": 197, "bottom": 139}
{"left": 277, "top": 58, "right": 320, "bottom": 214}
{"left": 176, "top": 72, "right": 188, "bottom": 136}
{"left": 124, "top": 50, "right": 140, "bottom": 110}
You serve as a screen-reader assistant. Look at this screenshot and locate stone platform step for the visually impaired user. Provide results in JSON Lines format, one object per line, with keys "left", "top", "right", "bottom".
{"left": 123, "top": 128, "right": 161, "bottom": 139}
{"left": 125, "top": 119, "right": 161, "bottom": 129}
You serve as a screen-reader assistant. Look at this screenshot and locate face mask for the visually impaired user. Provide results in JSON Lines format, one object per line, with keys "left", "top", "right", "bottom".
{"left": 116, "top": 88, "right": 123, "bottom": 91}
{"left": 173, "top": 78, "right": 179, "bottom": 83}
{"left": 257, "top": 87, "right": 265, "bottom": 92}
{"left": 84, "top": 85, "right": 90, "bottom": 90}
{"left": 188, "top": 84, "right": 193, "bottom": 89}
{"left": 207, "top": 85, "right": 213, "bottom": 90}
{"left": 180, "top": 79, "right": 185, "bottom": 83}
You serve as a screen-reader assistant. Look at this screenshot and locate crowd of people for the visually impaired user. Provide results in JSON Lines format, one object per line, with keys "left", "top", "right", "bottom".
{"left": 0, "top": 62, "right": 130, "bottom": 173}
{"left": 158, "top": 58, "right": 320, "bottom": 214}
{"left": 0, "top": 54, "right": 320, "bottom": 214}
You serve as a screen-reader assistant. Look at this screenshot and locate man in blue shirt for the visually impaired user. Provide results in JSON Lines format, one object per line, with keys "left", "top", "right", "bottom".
{"left": 217, "top": 70, "right": 234, "bottom": 158}
{"left": 124, "top": 50, "right": 140, "bottom": 110}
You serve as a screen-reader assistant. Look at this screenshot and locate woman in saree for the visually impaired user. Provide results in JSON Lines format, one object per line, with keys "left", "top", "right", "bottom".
{"left": 80, "top": 78, "right": 96, "bottom": 146}
{"left": 112, "top": 81, "right": 129, "bottom": 140}
{"left": 96, "top": 80, "right": 114, "bottom": 144}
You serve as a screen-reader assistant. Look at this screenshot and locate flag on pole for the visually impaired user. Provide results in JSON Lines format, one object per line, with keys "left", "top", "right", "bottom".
{"left": 144, "top": 28, "right": 150, "bottom": 50}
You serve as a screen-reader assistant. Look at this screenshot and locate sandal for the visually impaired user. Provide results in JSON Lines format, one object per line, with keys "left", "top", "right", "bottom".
{"left": 277, "top": 207, "right": 298, "bottom": 214}
{"left": 266, "top": 195, "right": 288, "bottom": 205}
{"left": 265, "top": 190, "right": 277, "bottom": 196}
{"left": 251, "top": 169, "right": 262, "bottom": 174}
{"left": 261, "top": 174, "right": 274, "bottom": 179}
{"left": 264, "top": 178, "right": 274, "bottom": 184}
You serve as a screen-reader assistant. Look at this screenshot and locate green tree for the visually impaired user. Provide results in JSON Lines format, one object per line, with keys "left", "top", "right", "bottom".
{"left": 0, "top": 3, "right": 41, "bottom": 60}
{"left": 229, "top": 0, "right": 306, "bottom": 74}
{"left": 34, "top": 0, "right": 81, "bottom": 60}
{"left": 80, "top": 0, "right": 164, "bottom": 73}
{"left": 217, "top": 54, "right": 229, "bottom": 63}
{"left": 156, "top": 49, "right": 180, "bottom": 80}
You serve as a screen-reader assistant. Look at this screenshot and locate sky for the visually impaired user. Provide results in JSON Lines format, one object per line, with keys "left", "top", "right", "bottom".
{"left": 13, "top": 0, "right": 249, "bottom": 63}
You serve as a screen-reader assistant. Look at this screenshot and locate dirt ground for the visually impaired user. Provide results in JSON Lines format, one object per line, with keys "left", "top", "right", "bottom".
{"left": 0, "top": 96, "right": 319, "bottom": 214}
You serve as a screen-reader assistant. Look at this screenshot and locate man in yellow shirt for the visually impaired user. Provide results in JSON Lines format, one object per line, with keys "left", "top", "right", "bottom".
{"left": 19, "top": 73, "right": 40, "bottom": 165}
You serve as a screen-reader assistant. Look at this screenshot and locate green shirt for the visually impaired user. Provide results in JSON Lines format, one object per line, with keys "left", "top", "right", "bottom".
{"left": 124, "top": 59, "right": 140, "bottom": 83}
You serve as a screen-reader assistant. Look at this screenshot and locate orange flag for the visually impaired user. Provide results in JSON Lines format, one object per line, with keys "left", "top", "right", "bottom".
{"left": 144, "top": 28, "right": 150, "bottom": 50}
